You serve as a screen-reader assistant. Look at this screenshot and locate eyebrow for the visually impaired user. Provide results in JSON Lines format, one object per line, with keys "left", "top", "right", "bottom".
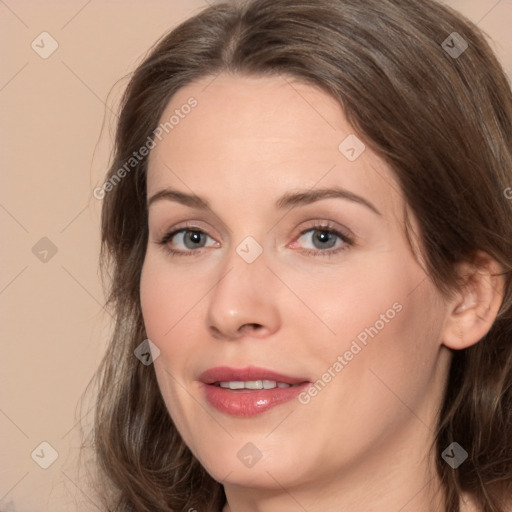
{"left": 147, "top": 187, "right": 381, "bottom": 216}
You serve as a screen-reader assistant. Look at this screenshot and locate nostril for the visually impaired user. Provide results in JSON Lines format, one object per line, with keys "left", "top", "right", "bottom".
{"left": 242, "top": 323, "right": 262, "bottom": 332}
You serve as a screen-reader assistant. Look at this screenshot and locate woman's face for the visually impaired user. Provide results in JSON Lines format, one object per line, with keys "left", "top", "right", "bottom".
{"left": 140, "top": 74, "right": 451, "bottom": 498}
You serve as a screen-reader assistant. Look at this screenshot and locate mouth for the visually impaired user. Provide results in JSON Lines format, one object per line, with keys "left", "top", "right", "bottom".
{"left": 199, "top": 366, "right": 310, "bottom": 417}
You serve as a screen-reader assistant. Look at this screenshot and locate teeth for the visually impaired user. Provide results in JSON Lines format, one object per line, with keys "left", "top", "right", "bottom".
{"left": 218, "top": 380, "right": 292, "bottom": 390}
{"left": 220, "top": 381, "right": 244, "bottom": 389}
{"left": 245, "top": 380, "right": 264, "bottom": 390}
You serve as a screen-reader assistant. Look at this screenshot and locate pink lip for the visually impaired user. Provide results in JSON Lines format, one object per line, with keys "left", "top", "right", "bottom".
{"left": 198, "top": 366, "right": 310, "bottom": 417}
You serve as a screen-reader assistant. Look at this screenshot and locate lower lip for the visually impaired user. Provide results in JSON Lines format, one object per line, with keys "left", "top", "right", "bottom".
{"left": 201, "top": 382, "right": 309, "bottom": 417}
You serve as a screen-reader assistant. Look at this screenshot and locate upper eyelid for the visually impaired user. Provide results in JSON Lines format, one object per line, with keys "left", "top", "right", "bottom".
{"left": 164, "top": 221, "right": 347, "bottom": 236}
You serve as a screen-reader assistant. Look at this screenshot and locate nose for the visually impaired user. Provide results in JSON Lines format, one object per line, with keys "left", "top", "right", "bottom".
{"left": 206, "top": 246, "right": 282, "bottom": 341}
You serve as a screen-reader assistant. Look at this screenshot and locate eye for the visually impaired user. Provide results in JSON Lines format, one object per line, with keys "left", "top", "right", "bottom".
{"left": 293, "top": 223, "right": 354, "bottom": 257}
{"left": 157, "top": 221, "right": 354, "bottom": 258}
{"left": 158, "top": 226, "right": 218, "bottom": 257}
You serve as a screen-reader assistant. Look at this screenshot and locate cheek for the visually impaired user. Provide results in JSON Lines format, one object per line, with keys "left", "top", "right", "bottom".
{"left": 140, "top": 257, "right": 200, "bottom": 438}
{"left": 313, "top": 253, "right": 444, "bottom": 401}
{"left": 139, "top": 254, "right": 210, "bottom": 406}
{"left": 311, "top": 255, "right": 413, "bottom": 352}
{"left": 339, "top": 278, "right": 445, "bottom": 421}
{"left": 140, "top": 254, "right": 201, "bottom": 346}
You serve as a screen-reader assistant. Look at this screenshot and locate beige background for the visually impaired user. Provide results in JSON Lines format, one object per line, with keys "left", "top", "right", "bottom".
{"left": 1, "top": 1, "right": 511, "bottom": 510}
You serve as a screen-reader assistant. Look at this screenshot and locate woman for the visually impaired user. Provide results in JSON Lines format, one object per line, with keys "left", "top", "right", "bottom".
{"left": 91, "top": 0, "right": 512, "bottom": 510}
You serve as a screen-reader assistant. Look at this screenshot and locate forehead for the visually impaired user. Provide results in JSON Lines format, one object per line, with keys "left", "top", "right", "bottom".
{"left": 152, "top": 74, "right": 346, "bottom": 162}
{"left": 146, "top": 73, "right": 404, "bottom": 221}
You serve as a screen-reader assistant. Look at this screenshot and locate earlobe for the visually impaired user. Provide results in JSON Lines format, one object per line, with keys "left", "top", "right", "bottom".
{"left": 442, "top": 253, "right": 505, "bottom": 351}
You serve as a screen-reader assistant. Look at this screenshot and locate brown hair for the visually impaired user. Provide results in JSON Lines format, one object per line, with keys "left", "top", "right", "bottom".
{"left": 90, "top": 0, "right": 512, "bottom": 510}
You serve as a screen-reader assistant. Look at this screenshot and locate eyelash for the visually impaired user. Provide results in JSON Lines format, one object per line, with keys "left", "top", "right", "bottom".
{"left": 157, "top": 221, "right": 354, "bottom": 258}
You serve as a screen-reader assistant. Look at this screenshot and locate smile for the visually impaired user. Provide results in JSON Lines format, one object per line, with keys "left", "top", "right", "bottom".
{"left": 199, "top": 366, "right": 310, "bottom": 417}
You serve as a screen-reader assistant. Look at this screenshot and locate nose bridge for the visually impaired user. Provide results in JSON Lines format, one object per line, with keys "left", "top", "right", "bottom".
{"left": 206, "top": 239, "right": 280, "bottom": 339}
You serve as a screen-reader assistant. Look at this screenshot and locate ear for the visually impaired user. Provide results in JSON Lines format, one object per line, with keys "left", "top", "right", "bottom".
{"left": 442, "top": 251, "right": 505, "bottom": 350}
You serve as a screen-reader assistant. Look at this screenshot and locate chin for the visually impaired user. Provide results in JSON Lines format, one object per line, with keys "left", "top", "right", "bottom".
{"left": 190, "top": 435, "right": 318, "bottom": 490}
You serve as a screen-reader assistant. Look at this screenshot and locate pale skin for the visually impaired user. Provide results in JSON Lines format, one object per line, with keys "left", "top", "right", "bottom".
{"left": 140, "top": 74, "right": 504, "bottom": 512}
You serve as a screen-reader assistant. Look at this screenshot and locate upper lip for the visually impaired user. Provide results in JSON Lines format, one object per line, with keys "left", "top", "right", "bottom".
{"left": 199, "top": 366, "right": 309, "bottom": 385}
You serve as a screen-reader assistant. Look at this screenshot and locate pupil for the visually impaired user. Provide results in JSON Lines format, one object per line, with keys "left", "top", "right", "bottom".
{"left": 315, "top": 230, "right": 335, "bottom": 248}
{"left": 187, "top": 231, "right": 203, "bottom": 247}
